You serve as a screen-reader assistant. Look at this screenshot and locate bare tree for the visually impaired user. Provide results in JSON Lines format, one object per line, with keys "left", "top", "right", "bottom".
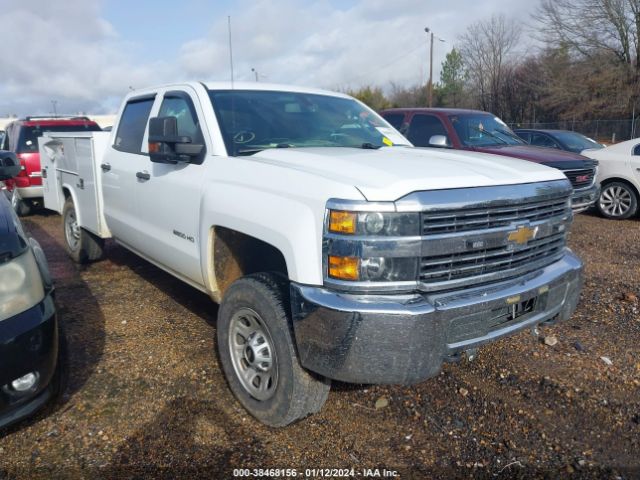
{"left": 535, "top": 0, "right": 640, "bottom": 68}
{"left": 458, "top": 14, "right": 521, "bottom": 113}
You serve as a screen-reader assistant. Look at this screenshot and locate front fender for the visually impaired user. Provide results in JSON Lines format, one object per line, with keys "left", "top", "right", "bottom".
{"left": 198, "top": 170, "right": 363, "bottom": 291}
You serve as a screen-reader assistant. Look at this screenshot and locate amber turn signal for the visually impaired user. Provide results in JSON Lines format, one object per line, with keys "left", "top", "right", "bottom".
{"left": 328, "top": 255, "right": 360, "bottom": 281}
{"left": 329, "top": 210, "right": 357, "bottom": 234}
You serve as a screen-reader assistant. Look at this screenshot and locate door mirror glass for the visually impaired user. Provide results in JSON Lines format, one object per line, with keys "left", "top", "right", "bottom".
{"left": 0, "top": 151, "right": 20, "bottom": 180}
{"left": 148, "top": 116, "right": 204, "bottom": 164}
{"left": 429, "top": 135, "right": 450, "bottom": 148}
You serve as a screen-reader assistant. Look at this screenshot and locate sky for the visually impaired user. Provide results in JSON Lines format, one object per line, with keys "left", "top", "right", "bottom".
{"left": 0, "top": 0, "right": 538, "bottom": 116}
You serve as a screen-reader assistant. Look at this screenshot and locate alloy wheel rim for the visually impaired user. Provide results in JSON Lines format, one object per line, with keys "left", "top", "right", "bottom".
{"left": 228, "top": 307, "right": 278, "bottom": 401}
{"left": 600, "top": 185, "right": 632, "bottom": 217}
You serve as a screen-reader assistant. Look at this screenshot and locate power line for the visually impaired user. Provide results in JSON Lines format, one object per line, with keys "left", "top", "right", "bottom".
{"left": 342, "top": 43, "right": 426, "bottom": 86}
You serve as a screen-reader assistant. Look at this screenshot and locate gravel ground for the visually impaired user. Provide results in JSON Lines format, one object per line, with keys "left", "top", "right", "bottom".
{"left": 0, "top": 211, "right": 638, "bottom": 479}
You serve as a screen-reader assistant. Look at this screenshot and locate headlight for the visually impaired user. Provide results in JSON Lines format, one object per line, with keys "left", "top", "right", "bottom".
{"left": 325, "top": 206, "right": 421, "bottom": 289}
{"left": 328, "top": 210, "right": 420, "bottom": 236}
{"left": 0, "top": 250, "right": 45, "bottom": 322}
{"left": 327, "top": 256, "right": 418, "bottom": 282}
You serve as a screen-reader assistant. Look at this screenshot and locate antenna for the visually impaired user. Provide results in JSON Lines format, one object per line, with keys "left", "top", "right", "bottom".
{"left": 228, "top": 16, "right": 234, "bottom": 88}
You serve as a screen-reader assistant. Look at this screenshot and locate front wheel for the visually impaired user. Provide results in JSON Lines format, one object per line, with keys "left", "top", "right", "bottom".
{"left": 62, "top": 197, "right": 104, "bottom": 263}
{"left": 597, "top": 181, "right": 638, "bottom": 219}
{"left": 217, "top": 273, "right": 330, "bottom": 427}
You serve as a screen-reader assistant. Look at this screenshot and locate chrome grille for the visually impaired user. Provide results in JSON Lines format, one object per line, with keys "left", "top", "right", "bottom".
{"left": 422, "top": 197, "right": 568, "bottom": 235}
{"left": 420, "top": 232, "right": 566, "bottom": 284}
{"left": 562, "top": 167, "right": 595, "bottom": 189}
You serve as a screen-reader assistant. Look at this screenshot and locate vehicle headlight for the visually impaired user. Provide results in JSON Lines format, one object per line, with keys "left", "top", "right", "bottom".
{"left": 328, "top": 210, "right": 420, "bottom": 236}
{"left": 0, "top": 250, "right": 45, "bottom": 322}
{"left": 325, "top": 207, "right": 421, "bottom": 288}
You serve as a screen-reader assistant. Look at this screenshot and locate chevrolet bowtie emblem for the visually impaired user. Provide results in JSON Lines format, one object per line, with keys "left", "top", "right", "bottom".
{"left": 508, "top": 225, "right": 537, "bottom": 245}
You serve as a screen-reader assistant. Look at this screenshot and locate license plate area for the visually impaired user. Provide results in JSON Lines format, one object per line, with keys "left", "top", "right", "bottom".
{"left": 507, "top": 297, "right": 537, "bottom": 321}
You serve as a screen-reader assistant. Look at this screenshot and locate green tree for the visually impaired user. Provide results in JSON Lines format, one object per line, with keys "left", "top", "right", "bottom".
{"left": 347, "top": 86, "right": 390, "bottom": 111}
{"left": 439, "top": 48, "right": 467, "bottom": 107}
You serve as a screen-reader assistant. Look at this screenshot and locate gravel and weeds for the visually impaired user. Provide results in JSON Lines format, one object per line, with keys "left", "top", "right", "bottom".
{"left": 0, "top": 211, "right": 638, "bottom": 479}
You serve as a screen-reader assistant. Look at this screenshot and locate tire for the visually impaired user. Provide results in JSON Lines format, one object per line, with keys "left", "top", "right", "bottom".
{"left": 62, "top": 197, "right": 104, "bottom": 263}
{"left": 217, "top": 273, "right": 330, "bottom": 427}
{"left": 50, "top": 319, "right": 68, "bottom": 403}
{"left": 11, "top": 191, "right": 32, "bottom": 217}
{"left": 597, "top": 181, "right": 638, "bottom": 219}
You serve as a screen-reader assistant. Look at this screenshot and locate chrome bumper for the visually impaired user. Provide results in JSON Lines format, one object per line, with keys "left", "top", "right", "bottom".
{"left": 291, "top": 249, "right": 583, "bottom": 384}
{"left": 571, "top": 183, "right": 600, "bottom": 213}
{"left": 16, "top": 185, "right": 43, "bottom": 199}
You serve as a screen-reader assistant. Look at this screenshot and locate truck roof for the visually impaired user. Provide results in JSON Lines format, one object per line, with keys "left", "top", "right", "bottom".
{"left": 126, "top": 81, "right": 352, "bottom": 99}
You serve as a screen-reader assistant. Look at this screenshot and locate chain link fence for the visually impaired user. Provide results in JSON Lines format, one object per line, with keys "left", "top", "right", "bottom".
{"left": 508, "top": 119, "right": 638, "bottom": 144}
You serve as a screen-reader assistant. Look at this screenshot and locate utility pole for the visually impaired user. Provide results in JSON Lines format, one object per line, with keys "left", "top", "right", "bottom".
{"left": 51, "top": 100, "right": 58, "bottom": 117}
{"left": 425, "top": 28, "right": 434, "bottom": 107}
{"left": 424, "top": 28, "right": 444, "bottom": 107}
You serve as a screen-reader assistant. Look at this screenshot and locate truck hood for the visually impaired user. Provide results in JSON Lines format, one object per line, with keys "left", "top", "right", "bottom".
{"left": 471, "top": 144, "right": 592, "bottom": 167}
{"left": 247, "top": 146, "right": 565, "bottom": 201}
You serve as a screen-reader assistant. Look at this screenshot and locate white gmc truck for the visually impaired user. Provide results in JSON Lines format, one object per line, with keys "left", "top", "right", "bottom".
{"left": 40, "top": 82, "right": 583, "bottom": 426}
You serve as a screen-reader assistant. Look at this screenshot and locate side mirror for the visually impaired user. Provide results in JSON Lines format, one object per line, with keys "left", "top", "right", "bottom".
{"left": 0, "top": 151, "right": 20, "bottom": 181}
{"left": 148, "top": 116, "right": 204, "bottom": 164}
{"left": 429, "top": 135, "right": 450, "bottom": 148}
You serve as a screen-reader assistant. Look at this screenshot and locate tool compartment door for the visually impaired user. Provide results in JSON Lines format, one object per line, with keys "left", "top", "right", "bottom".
{"left": 39, "top": 135, "right": 64, "bottom": 213}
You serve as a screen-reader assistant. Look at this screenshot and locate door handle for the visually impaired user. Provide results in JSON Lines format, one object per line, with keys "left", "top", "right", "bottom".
{"left": 136, "top": 171, "right": 151, "bottom": 181}
{"left": 100, "top": 163, "right": 111, "bottom": 172}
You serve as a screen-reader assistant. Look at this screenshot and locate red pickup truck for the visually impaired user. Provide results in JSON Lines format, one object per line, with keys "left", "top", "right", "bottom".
{"left": 1, "top": 116, "right": 101, "bottom": 215}
{"left": 380, "top": 108, "right": 599, "bottom": 213}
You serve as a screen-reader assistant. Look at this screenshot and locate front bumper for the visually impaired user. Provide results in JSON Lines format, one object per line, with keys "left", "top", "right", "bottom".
{"left": 571, "top": 183, "right": 600, "bottom": 213}
{"left": 291, "top": 250, "right": 583, "bottom": 384}
{"left": 0, "top": 294, "right": 58, "bottom": 430}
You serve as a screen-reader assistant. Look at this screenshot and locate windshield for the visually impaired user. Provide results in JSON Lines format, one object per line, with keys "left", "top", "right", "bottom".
{"left": 17, "top": 124, "right": 102, "bottom": 153}
{"left": 449, "top": 114, "right": 525, "bottom": 147}
{"left": 554, "top": 131, "right": 603, "bottom": 152}
{"left": 208, "top": 90, "right": 409, "bottom": 156}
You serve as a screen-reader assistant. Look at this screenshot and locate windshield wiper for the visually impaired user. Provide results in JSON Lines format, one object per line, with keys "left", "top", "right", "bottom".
{"left": 236, "top": 148, "right": 265, "bottom": 156}
{"left": 469, "top": 126, "right": 508, "bottom": 145}
{"left": 496, "top": 128, "right": 525, "bottom": 144}
{"left": 361, "top": 142, "right": 381, "bottom": 149}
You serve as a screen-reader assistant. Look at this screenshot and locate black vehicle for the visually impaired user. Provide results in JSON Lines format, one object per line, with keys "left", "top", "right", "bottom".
{"left": 514, "top": 129, "right": 604, "bottom": 154}
{"left": 0, "top": 150, "right": 64, "bottom": 431}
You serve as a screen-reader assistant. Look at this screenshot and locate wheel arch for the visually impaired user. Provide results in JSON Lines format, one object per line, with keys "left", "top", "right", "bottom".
{"left": 206, "top": 226, "right": 290, "bottom": 302}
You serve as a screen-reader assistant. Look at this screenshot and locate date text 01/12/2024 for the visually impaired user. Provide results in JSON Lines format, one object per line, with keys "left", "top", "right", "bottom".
{"left": 232, "top": 468, "right": 399, "bottom": 478}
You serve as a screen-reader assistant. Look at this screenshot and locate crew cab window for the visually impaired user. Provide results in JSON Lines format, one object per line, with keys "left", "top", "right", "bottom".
{"left": 407, "top": 114, "right": 448, "bottom": 147}
{"left": 114, "top": 97, "right": 155, "bottom": 154}
{"left": 530, "top": 133, "right": 559, "bottom": 149}
{"left": 382, "top": 113, "right": 405, "bottom": 130}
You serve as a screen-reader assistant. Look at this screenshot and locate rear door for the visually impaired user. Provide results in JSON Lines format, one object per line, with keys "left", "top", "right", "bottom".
{"left": 101, "top": 95, "right": 155, "bottom": 249}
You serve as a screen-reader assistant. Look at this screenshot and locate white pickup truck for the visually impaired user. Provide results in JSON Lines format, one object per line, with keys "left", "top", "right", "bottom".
{"left": 40, "top": 82, "right": 583, "bottom": 426}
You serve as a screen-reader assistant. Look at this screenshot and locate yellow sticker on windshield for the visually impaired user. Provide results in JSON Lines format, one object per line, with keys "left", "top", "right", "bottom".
{"left": 382, "top": 137, "right": 393, "bottom": 146}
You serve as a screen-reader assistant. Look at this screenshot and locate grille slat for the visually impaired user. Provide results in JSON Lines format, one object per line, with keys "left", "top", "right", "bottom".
{"left": 423, "top": 198, "right": 568, "bottom": 235}
{"left": 420, "top": 193, "right": 571, "bottom": 289}
{"left": 420, "top": 234, "right": 565, "bottom": 282}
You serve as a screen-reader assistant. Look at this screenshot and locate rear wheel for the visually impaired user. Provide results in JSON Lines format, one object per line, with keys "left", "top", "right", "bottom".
{"left": 597, "top": 181, "right": 638, "bottom": 219}
{"left": 62, "top": 197, "right": 104, "bottom": 263}
{"left": 11, "top": 190, "right": 32, "bottom": 217}
{"left": 217, "top": 273, "right": 330, "bottom": 427}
